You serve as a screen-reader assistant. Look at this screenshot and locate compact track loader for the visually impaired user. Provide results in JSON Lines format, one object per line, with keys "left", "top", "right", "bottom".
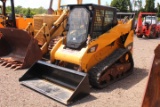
{"left": 141, "top": 44, "right": 160, "bottom": 107}
{"left": 20, "top": 4, "right": 135, "bottom": 105}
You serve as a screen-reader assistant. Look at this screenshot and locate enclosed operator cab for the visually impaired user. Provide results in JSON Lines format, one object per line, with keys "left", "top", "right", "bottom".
{"left": 66, "top": 4, "right": 118, "bottom": 49}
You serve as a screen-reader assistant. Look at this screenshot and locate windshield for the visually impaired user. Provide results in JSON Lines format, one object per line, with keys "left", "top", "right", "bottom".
{"left": 143, "top": 16, "right": 157, "bottom": 25}
{"left": 145, "top": 16, "right": 156, "bottom": 20}
{"left": 66, "top": 7, "right": 90, "bottom": 49}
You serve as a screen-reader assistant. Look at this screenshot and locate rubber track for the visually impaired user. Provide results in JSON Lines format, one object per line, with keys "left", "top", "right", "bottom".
{"left": 88, "top": 48, "right": 134, "bottom": 89}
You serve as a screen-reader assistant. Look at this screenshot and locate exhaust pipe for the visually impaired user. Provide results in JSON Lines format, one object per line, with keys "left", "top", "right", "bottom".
{"left": 19, "top": 60, "right": 90, "bottom": 105}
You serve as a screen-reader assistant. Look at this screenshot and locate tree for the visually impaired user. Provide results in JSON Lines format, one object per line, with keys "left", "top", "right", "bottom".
{"left": 144, "top": 0, "right": 155, "bottom": 12}
{"left": 15, "top": 6, "right": 23, "bottom": 14}
{"left": 36, "top": 7, "right": 47, "bottom": 14}
{"left": 157, "top": 3, "right": 160, "bottom": 17}
{"left": 110, "top": 0, "right": 132, "bottom": 12}
{"left": 25, "top": 8, "right": 32, "bottom": 18}
{"left": 6, "top": 6, "right": 11, "bottom": 14}
{"left": 5, "top": 6, "right": 47, "bottom": 17}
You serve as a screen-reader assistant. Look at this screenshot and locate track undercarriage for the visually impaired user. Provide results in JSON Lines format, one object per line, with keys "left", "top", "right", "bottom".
{"left": 89, "top": 48, "right": 134, "bottom": 88}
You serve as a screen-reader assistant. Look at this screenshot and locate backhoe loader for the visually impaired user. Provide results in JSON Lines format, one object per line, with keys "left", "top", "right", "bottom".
{"left": 141, "top": 44, "right": 160, "bottom": 107}
{"left": 135, "top": 12, "right": 160, "bottom": 38}
{"left": 20, "top": 4, "right": 135, "bottom": 105}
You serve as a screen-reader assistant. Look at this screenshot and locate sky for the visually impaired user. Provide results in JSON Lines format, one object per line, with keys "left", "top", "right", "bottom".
{"left": 5, "top": 0, "right": 160, "bottom": 9}
{"left": 12, "top": 0, "right": 112, "bottom": 9}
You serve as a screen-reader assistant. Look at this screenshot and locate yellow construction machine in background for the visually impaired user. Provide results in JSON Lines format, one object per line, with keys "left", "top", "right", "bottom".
{"left": 0, "top": 0, "right": 33, "bottom": 29}
{"left": 20, "top": 4, "right": 135, "bottom": 105}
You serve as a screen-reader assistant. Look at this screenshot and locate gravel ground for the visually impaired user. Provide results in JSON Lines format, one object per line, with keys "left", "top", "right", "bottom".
{"left": 0, "top": 35, "right": 160, "bottom": 107}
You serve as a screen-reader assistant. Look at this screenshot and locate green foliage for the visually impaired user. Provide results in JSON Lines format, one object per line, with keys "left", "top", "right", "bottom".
{"left": 157, "top": 3, "right": 160, "bottom": 17}
{"left": 139, "top": 8, "right": 145, "bottom": 12}
{"left": 6, "top": 6, "right": 11, "bottom": 13}
{"left": 110, "top": 0, "right": 132, "bottom": 12}
{"left": 15, "top": 6, "right": 23, "bottom": 14}
{"left": 6, "top": 5, "right": 47, "bottom": 17}
{"left": 144, "top": 0, "right": 155, "bottom": 12}
{"left": 133, "top": 0, "right": 157, "bottom": 16}
{"left": 25, "top": 8, "right": 31, "bottom": 18}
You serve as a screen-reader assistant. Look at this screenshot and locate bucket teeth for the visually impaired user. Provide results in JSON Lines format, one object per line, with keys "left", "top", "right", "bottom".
{"left": 10, "top": 64, "right": 17, "bottom": 69}
{"left": 0, "top": 58, "right": 23, "bottom": 69}
{"left": 10, "top": 63, "right": 22, "bottom": 70}
{"left": 14, "top": 66, "right": 22, "bottom": 70}
{"left": 5, "top": 63, "right": 12, "bottom": 67}
{"left": 0, "top": 60, "right": 3, "bottom": 63}
{"left": 1, "top": 62, "right": 7, "bottom": 66}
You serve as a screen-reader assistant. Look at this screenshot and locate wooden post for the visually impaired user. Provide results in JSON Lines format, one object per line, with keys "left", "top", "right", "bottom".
{"left": 58, "top": 0, "right": 61, "bottom": 9}
{"left": 98, "top": 0, "right": 101, "bottom": 5}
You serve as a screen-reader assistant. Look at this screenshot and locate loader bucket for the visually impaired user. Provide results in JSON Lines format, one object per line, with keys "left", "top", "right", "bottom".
{"left": 141, "top": 44, "right": 160, "bottom": 107}
{"left": 19, "top": 61, "right": 90, "bottom": 105}
{"left": 0, "top": 28, "right": 42, "bottom": 69}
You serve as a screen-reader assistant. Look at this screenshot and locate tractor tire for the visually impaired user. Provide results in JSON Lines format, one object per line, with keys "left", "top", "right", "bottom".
{"left": 149, "top": 32, "right": 158, "bottom": 39}
{"left": 156, "top": 32, "right": 159, "bottom": 38}
{"left": 149, "top": 26, "right": 158, "bottom": 39}
{"left": 137, "top": 34, "right": 143, "bottom": 38}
